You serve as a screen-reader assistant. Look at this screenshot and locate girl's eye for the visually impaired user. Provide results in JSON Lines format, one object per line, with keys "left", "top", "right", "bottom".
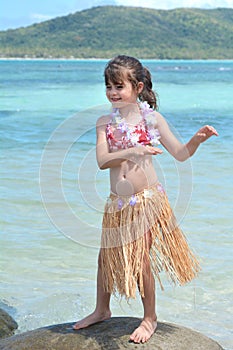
{"left": 105, "top": 83, "right": 124, "bottom": 90}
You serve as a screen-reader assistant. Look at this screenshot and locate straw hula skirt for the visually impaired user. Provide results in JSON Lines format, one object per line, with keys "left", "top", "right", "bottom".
{"left": 100, "top": 183, "right": 200, "bottom": 299}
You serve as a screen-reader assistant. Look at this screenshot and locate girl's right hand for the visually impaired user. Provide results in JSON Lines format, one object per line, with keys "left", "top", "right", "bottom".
{"left": 133, "top": 145, "right": 163, "bottom": 156}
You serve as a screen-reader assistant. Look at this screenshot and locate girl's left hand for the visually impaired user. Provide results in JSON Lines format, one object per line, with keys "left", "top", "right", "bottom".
{"left": 195, "top": 125, "right": 218, "bottom": 143}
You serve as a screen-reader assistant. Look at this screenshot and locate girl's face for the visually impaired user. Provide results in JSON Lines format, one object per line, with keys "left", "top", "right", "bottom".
{"left": 105, "top": 79, "right": 143, "bottom": 107}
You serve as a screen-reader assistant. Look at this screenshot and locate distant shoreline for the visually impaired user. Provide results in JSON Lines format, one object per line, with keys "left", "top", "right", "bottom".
{"left": 1, "top": 57, "right": 233, "bottom": 62}
{"left": 0, "top": 57, "right": 107, "bottom": 61}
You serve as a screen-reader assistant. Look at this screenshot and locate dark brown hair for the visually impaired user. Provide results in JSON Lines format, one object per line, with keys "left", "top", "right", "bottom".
{"left": 104, "top": 55, "right": 158, "bottom": 110}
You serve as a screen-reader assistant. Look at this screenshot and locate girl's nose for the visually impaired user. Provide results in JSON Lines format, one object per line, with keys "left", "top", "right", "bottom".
{"left": 109, "top": 87, "right": 117, "bottom": 96}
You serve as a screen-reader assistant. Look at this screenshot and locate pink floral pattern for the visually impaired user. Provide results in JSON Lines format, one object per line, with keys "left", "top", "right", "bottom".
{"left": 106, "top": 101, "right": 160, "bottom": 151}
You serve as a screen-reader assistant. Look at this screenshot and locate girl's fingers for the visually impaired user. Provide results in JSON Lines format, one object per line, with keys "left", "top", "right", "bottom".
{"left": 146, "top": 146, "right": 163, "bottom": 155}
{"left": 197, "top": 125, "right": 219, "bottom": 142}
{"left": 203, "top": 125, "right": 219, "bottom": 136}
{"left": 135, "top": 146, "right": 162, "bottom": 156}
{"left": 152, "top": 147, "right": 163, "bottom": 154}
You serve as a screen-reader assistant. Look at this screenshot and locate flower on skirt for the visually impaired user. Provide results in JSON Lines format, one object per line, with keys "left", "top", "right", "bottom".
{"left": 129, "top": 195, "right": 137, "bottom": 206}
{"left": 157, "top": 183, "right": 165, "bottom": 193}
{"left": 108, "top": 184, "right": 164, "bottom": 212}
{"left": 118, "top": 198, "right": 123, "bottom": 210}
{"left": 143, "top": 189, "right": 154, "bottom": 198}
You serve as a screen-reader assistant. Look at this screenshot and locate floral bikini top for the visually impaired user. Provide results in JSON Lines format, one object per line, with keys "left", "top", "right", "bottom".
{"left": 106, "top": 101, "right": 161, "bottom": 151}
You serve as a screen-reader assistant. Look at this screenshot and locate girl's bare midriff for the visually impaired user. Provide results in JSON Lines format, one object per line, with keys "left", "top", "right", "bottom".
{"left": 110, "top": 154, "right": 158, "bottom": 195}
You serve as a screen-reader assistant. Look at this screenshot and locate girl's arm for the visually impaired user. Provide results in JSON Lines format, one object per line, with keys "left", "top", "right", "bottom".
{"left": 156, "top": 112, "right": 218, "bottom": 162}
{"left": 96, "top": 116, "right": 162, "bottom": 170}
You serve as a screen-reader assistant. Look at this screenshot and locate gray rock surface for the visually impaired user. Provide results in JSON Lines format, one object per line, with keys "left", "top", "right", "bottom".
{"left": 0, "top": 317, "right": 223, "bottom": 350}
{"left": 0, "top": 308, "right": 18, "bottom": 339}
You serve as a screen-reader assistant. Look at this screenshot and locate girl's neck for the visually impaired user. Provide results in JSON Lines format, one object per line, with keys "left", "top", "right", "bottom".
{"left": 117, "top": 102, "right": 140, "bottom": 119}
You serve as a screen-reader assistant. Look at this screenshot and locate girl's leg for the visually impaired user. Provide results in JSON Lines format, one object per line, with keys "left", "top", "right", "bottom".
{"left": 73, "top": 252, "right": 111, "bottom": 330}
{"left": 130, "top": 232, "right": 157, "bottom": 343}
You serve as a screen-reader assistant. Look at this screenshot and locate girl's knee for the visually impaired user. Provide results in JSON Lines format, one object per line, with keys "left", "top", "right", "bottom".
{"left": 98, "top": 250, "right": 103, "bottom": 268}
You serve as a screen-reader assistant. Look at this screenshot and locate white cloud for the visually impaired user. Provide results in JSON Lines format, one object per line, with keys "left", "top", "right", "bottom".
{"left": 30, "top": 13, "right": 54, "bottom": 22}
{"left": 115, "top": 0, "right": 233, "bottom": 8}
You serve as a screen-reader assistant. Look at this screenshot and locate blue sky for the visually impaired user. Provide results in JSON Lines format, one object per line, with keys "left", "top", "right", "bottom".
{"left": 1, "top": 0, "right": 233, "bottom": 30}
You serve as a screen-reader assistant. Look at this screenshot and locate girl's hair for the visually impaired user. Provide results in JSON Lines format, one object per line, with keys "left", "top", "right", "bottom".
{"left": 104, "top": 55, "right": 158, "bottom": 110}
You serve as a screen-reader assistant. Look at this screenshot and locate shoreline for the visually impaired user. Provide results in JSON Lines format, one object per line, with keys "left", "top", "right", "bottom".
{"left": 1, "top": 57, "right": 233, "bottom": 62}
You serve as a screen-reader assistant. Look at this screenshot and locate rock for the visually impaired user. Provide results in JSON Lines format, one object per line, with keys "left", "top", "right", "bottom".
{"left": 0, "top": 317, "right": 223, "bottom": 350}
{"left": 0, "top": 308, "right": 18, "bottom": 339}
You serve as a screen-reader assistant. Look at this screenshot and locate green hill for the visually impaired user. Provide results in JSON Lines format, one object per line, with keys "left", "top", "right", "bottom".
{"left": 0, "top": 6, "right": 233, "bottom": 59}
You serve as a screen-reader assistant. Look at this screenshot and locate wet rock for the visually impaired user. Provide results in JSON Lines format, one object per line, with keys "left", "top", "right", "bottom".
{"left": 0, "top": 308, "right": 18, "bottom": 339}
{"left": 0, "top": 317, "right": 223, "bottom": 350}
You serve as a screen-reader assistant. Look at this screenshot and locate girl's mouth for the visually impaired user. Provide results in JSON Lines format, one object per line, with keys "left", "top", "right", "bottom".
{"left": 111, "top": 98, "right": 121, "bottom": 102}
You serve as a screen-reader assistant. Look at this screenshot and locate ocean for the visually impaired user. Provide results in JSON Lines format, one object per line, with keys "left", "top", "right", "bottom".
{"left": 0, "top": 59, "right": 232, "bottom": 349}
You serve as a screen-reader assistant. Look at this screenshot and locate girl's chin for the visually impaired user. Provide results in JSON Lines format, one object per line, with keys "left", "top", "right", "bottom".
{"left": 111, "top": 101, "right": 132, "bottom": 109}
{"left": 111, "top": 100, "right": 122, "bottom": 108}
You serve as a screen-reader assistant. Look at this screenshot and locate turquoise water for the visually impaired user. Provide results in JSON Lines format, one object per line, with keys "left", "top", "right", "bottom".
{"left": 1, "top": 59, "right": 232, "bottom": 349}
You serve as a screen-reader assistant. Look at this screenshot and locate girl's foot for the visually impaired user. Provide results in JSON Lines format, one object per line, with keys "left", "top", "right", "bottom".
{"left": 73, "top": 310, "right": 111, "bottom": 330}
{"left": 130, "top": 317, "right": 157, "bottom": 343}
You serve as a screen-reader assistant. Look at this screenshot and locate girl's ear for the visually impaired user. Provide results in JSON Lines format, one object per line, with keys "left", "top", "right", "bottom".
{"left": 137, "top": 82, "right": 144, "bottom": 94}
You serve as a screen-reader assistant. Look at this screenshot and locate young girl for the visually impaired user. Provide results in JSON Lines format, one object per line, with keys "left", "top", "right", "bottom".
{"left": 73, "top": 55, "right": 218, "bottom": 343}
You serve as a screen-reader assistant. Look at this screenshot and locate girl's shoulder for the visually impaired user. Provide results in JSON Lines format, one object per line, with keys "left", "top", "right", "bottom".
{"left": 96, "top": 114, "right": 111, "bottom": 129}
{"left": 149, "top": 110, "right": 167, "bottom": 126}
{"left": 143, "top": 109, "right": 164, "bottom": 129}
{"left": 157, "top": 112, "right": 170, "bottom": 125}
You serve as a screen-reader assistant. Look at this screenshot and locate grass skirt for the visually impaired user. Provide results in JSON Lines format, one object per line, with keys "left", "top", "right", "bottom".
{"left": 100, "top": 183, "right": 200, "bottom": 299}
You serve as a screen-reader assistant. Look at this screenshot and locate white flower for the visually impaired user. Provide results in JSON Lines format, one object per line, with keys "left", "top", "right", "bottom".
{"left": 139, "top": 101, "right": 151, "bottom": 111}
{"left": 144, "top": 189, "right": 154, "bottom": 198}
{"left": 130, "top": 133, "right": 139, "bottom": 145}
{"left": 149, "top": 129, "right": 161, "bottom": 146}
